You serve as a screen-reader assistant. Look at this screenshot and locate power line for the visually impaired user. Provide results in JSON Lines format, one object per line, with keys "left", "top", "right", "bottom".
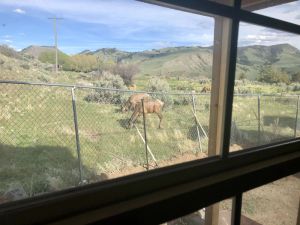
{"left": 48, "top": 17, "right": 63, "bottom": 74}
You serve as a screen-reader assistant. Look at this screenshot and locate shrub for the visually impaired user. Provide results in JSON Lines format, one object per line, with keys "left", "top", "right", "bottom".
{"left": 173, "top": 95, "right": 191, "bottom": 105}
{"left": 257, "top": 66, "right": 290, "bottom": 84}
{"left": 147, "top": 77, "right": 173, "bottom": 108}
{"left": 0, "top": 59, "right": 4, "bottom": 65}
{"left": 291, "top": 73, "right": 300, "bottom": 82}
{"left": 20, "top": 64, "right": 30, "bottom": 70}
{"left": 84, "top": 71, "right": 127, "bottom": 104}
{"left": 112, "top": 63, "right": 139, "bottom": 86}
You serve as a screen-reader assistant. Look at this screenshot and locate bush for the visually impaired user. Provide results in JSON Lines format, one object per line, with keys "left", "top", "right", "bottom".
{"left": 257, "top": 66, "right": 290, "bottom": 84}
{"left": 173, "top": 95, "right": 191, "bottom": 105}
{"left": 20, "top": 64, "right": 30, "bottom": 70}
{"left": 291, "top": 73, "right": 300, "bottom": 82}
{"left": 0, "top": 59, "right": 4, "bottom": 65}
{"left": 84, "top": 71, "right": 127, "bottom": 104}
{"left": 147, "top": 77, "right": 173, "bottom": 108}
{"left": 112, "top": 63, "right": 139, "bottom": 86}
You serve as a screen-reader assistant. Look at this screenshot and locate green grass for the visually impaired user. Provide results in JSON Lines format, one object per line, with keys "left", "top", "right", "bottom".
{"left": 1, "top": 81, "right": 299, "bottom": 197}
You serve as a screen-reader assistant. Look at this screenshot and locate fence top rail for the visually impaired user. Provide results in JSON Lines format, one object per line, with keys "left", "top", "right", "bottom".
{"left": 0, "top": 80, "right": 300, "bottom": 98}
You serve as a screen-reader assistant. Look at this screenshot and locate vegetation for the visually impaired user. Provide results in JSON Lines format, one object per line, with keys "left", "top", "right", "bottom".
{"left": 84, "top": 71, "right": 128, "bottom": 104}
{"left": 257, "top": 66, "right": 290, "bottom": 84}
{"left": 0, "top": 43, "right": 300, "bottom": 199}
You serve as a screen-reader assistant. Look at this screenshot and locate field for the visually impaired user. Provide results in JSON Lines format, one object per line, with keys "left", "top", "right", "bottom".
{"left": 0, "top": 49, "right": 299, "bottom": 208}
{"left": 0, "top": 79, "right": 299, "bottom": 199}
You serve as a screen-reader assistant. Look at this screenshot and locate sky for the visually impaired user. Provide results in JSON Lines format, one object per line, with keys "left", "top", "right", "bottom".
{"left": 0, "top": 0, "right": 300, "bottom": 54}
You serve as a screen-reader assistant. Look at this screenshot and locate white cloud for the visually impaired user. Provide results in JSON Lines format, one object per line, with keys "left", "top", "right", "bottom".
{"left": 239, "top": 23, "right": 300, "bottom": 49}
{"left": 13, "top": 8, "right": 26, "bottom": 14}
{"left": 3, "top": 39, "right": 12, "bottom": 43}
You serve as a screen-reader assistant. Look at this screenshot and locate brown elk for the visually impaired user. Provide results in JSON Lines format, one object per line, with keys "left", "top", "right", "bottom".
{"left": 121, "top": 93, "right": 150, "bottom": 112}
{"left": 128, "top": 99, "right": 164, "bottom": 129}
{"left": 201, "top": 86, "right": 211, "bottom": 93}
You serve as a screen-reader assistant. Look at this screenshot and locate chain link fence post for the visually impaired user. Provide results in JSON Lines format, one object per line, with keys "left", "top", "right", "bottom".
{"left": 71, "top": 87, "right": 84, "bottom": 184}
{"left": 141, "top": 99, "right": 149, "bottom": 171}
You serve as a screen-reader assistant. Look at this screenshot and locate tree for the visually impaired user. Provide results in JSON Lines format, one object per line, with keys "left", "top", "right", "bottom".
{"left": 291, "top": 73, "right": 300, "bottom": 82}
{"left": 112, "top": 63, "right": 139, "bottom": 86}
{"left": 257, "top": 66, "right": 290, "bottom": 84}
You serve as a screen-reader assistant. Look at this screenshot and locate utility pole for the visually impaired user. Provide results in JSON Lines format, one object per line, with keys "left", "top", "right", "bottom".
{"left": 48, "top": 17, "right": 63, "bottom": 73}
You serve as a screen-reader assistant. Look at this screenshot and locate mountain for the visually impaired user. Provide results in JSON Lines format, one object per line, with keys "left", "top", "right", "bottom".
{"left": 0, "top": 45, "right": 21, "bottom": 59}
{"left": 236, "top": 44, "right": 300, "bottom": 79}
{"left": 21, "top": 45, "right": 57, "bottom": 59}
{"left": 16, "top": 43, "right": 300, "bottom": 80}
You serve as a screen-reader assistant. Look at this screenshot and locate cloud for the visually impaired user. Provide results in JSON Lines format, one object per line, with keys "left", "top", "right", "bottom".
{"left": 13, "top": 8, "right": 26, "bottom": 14}
{"left": 3, "top": 39, "right": 12, "bottom": 43}
{"left": 239, "top": 23, "right": 300, "bottom": 49}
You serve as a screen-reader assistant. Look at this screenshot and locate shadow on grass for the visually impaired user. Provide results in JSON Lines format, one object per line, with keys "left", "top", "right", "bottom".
{"left": 0, "top": 143, "right": 100, "bottom": 199}
{"left": 117, "top": 118, "right": 130, "bottom": 129}
{"left": 263, "top": 115, "right": 296, "bottom": 129}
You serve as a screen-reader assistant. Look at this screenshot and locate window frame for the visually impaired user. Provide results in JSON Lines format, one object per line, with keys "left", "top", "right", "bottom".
{"left": 0, "top": 0, "right": 300, "bottom": 224}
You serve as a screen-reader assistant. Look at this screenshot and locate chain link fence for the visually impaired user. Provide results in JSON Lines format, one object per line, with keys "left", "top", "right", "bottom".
{"left": 231, "top": 94, "right": 299, "bottom": 149}
{"left": 0, "top": 81, "right": 210, "bottom": 198}
{"left": 1, "top": 81, "right": 299, "bottom": 199}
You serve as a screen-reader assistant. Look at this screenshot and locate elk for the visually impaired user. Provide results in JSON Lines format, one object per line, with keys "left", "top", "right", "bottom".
{"left": 128, "top": 99, "right": 164, "bottom": 129}
{"left": 201, "top": 86, "right": 211, "bottom": 93}
{"left": 121, "top": 93, "right": 150, "bottom": 112}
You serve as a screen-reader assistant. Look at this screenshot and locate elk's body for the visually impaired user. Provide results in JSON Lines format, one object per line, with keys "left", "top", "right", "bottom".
{"left": 201, "top": 86, "right": 211, "bottom": 93}
{"left": 121, "top": 93, "right": 150, "bottom": 112}
{"left": 128, "top": 99, "right": 164, "bottom": 129}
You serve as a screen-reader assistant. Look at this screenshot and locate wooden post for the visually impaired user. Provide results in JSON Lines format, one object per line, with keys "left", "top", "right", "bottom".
{"left": 192, "top": 94, "right": 202, "bottom": 153}
{"left": 205, "top": 16, "right": 232, "bottom": 225}
{"left": 297, "top": 197, "right": 300, "bottom": 225}
{"left": 294, "top": 96, "right": 299, "bottom": 138}
{"left": 257, "top": 95, "right": 261, "bottom": 144}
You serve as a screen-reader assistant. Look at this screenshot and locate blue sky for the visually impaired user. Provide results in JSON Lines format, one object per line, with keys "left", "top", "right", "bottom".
{"left": 0, "top": 0, "right": 299, "bottom": 54}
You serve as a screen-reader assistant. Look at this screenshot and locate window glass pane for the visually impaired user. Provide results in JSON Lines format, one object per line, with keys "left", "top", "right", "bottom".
{"left": 163, "top": 199, "right": 233, "bottom": 225}
{"left": 242, "top": 0, "right": 300, "bottom": 26}
{"left": 0, "top": 0, "right": 227, "bottom": 203}
{"left": 242, "top": 174, "right": 300, "bottom": 225}
{"left": 230, "top": 22, "right": 300, "bottom": 151}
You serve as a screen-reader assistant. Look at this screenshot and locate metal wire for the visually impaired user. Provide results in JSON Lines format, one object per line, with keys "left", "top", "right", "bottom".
{"left": 0, "top": 81, "right": 299, "bottom": 198}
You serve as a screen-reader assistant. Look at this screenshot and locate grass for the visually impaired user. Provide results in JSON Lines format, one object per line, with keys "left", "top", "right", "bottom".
{"left": 0, "top": 52, "right": 299, "bottom": 197}
{"left": 0, "top": 81, "right": 299, "bottom": 197}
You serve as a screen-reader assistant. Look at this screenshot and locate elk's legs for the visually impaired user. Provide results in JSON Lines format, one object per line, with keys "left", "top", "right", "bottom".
{"left": 156, "top": 112, "right": 163, "bottom": 129}
{"left": 128, "top": 111, "right": 141, "bottom": 128}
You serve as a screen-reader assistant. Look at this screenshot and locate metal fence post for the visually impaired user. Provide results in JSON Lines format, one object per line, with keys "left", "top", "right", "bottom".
{"left": 192, "top": 94, "right": 202, "bottom": 153}
{"left": 294, "top": 95, "right": 299, "bottom": 138}
{"left": 258, "top": 95, "right": 261, "bottom": 144}
{"left": 71, "top": 87, "right": 84, "bottom": 184}
{"left": 141, "top": 99, "right": 149, "bottom": 171}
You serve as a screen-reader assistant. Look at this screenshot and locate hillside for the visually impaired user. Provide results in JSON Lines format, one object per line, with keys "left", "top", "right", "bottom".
{"left": 81, "top": 44, "right": 300, "bottom": 80}
{"left": 3, "top": 43, "right": 299, "bottom": 81}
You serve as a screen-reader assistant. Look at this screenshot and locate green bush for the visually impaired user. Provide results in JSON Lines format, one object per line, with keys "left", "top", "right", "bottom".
{"left": 173, "top": 95, "right": 191, "bottom": 105}
{"left": 84, "top": 71, "right": 127, "bottom": 104}
{"left": 147, "top": 77, "right": 173, "bottom": 108}
{"left": 257, "top": 66, "right": 290, "bottom": 84}
{"left": 20, "top": 64, "right": 30, "bottom": 70}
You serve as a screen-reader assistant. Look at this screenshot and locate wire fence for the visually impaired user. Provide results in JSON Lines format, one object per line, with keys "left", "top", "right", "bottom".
{"left": 0, "top": 80, "right": 299, "bottom": 197}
